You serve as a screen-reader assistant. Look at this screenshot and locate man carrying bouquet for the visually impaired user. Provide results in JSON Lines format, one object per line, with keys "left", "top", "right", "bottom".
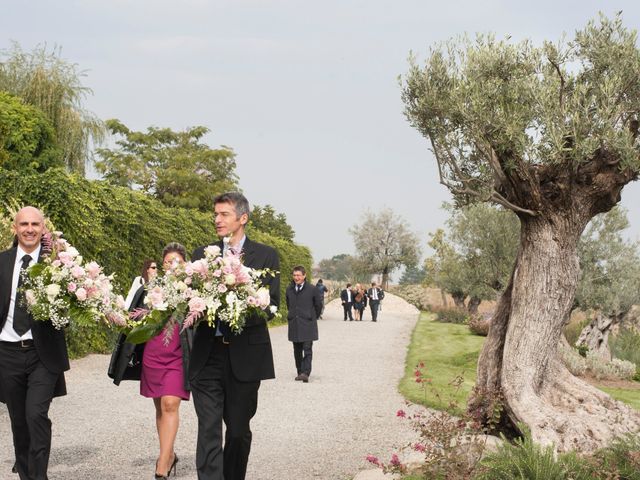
{"left": 0, "top": 206, "right": 69, "bottom": 480}
{"left": 190, "top": 192, "right": 280, "bottom": 480}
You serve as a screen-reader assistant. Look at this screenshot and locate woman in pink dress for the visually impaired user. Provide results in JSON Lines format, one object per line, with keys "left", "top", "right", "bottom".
{"left": 140, "top": 243, "right": 192, "bottom": 479}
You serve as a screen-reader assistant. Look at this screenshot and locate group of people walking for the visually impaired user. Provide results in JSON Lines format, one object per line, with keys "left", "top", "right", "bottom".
{"left": 340, "top": 282, "right": 385, "bottom": 322}
{"left": 0, "top": 193, "right": 280, "bottom": 480}
{"left": 0, "top": 194, "right": 388, "bottom": 480}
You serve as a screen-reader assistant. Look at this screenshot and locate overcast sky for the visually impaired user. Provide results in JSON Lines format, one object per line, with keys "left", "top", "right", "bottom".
{"left": 3, "top": 1, "right": 640, "bottom": 263}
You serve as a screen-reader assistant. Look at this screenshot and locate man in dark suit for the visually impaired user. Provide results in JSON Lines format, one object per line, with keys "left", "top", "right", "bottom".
{"left": 286, "top": 266, "right": 322, "bottom": 383}
{"left": 189, "top": 192, "right": 279, "bottom": 480}
{"left": 0, "top": 206, "right": 69, "bottom": 480}
{"left": 340, "top": 283, "right": 354, "bottom": 321}
{"left": 367, "top": 282, "right": 385, "bottom": 322}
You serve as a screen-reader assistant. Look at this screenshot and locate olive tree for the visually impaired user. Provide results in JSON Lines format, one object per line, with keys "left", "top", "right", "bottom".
{"left": 350, "top": 208, "right": 421, "bottom": 288}
{"left": 401, "top": 14, "right": 640, "bottom": 451}
{"left": 574, "top": 206, "right": 640, "bottom": 359}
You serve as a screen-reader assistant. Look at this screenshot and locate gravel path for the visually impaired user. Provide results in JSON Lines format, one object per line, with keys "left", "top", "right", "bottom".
{"left": 0, "top": 294, "right": 420, "bottom": 479}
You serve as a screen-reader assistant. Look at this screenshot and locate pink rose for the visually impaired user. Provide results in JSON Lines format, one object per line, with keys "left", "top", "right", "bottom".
{"left": 204, "top": 245, "right": 221, "bottom": 257}
{"left": 217, "top": 284, "right": 228, "bottom": 293}
{"left": 188, "top": 297, "right": 207, "bottom": 313}
{"left": 147, "top": 286, "right": 166, "bottom": 309}
{"left": 75, "top": 288, "right": 87, "bottom": 301}
{"left": 247, "top": 296, "right": 258, "bottom": 306}
{"left": 67, "top": 282, "right": 77, "bottom": 293}
{"left": 85, "top": 262, "right": 101, "bottom": 279}
{"left": 192, "top": 260, "right": 209, "bottom": 276}
{"left": 71, "top": 266, "right": 85, "bottom": 279}
{"left": 213, "top": 269, "right": 222, "bottom": 277}
{"left": 58, "top": 251, "right": 74, "bottom": 267}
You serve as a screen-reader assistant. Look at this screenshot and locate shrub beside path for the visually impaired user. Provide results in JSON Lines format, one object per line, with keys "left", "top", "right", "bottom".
{"left": 0, "top": 294, "right": 419, "bottom": 479}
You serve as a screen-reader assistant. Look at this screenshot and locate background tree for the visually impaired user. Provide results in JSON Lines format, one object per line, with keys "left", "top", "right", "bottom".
{"left": 315, "top": 253, "right": 370, "bottom": 283}
{"left": 0, "top": 91, "right": 62, "bottom": 172}
{"left": 424, "top": 228, "right": 469, "bottom": 308}
{"left": 574, "top": 207, "right": 640, "bottom": 359}
{"left": 248, "top": 204, "right": 295, "bottom": 242}
{"left": 0, "top": 43, "right": 104, "bottom": 174}
{"left": 402, "top": 14, "right": 640, "bottom": 450}
{"left": 350, "top": 208, "right": 421, "bottom": 289}
{"left": 426, "top": 204, "right": 519, "bottom": 313}
{"left": 95, "top": 119, "right": 238, "bottom": 211}
{"left": 398, "top": 264, "right": 427, "bottom": 285}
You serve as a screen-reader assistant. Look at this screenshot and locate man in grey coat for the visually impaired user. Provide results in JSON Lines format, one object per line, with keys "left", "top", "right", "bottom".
{"left": 285, "top": 265, "right": 322, "bottom": 383}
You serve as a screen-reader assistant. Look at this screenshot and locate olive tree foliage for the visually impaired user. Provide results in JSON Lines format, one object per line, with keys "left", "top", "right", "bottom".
{"left": 95, "top": 119, "right": 239, "bottom": 211}
{"left": 574, "top": 206, "right": 640, "bottom": 358}
{"left": 426, "top": 203, "right": 519, "bottom": 312}
{"left": 350, "top": 208, "right": 421, "bottom": 288}
{"left": 401, "top": 14, "right": 640, "bottom": 451}
{"left": 0, "top": 43, "right": 105, "bottom": 174}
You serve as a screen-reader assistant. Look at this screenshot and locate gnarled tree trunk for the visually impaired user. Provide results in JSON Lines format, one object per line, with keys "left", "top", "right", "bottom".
{"left": 575, "top": 312, "right": 618, "bottom": 361}
{"left": 473, "top": 212, "right": 640, "bottom": 452}
{"left": 467, "top": 296, "right": 481, "bottom": 315}
{"left": 451, "top": 291, "right": 466, "bottom": 309}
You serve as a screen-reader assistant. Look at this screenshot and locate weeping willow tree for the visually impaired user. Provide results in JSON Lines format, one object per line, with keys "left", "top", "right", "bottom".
{"left": 0, "top": 42, "right": 105, "bottom": 174}
{"left": 402, "top": 14, "right": 640, "bottom": 451}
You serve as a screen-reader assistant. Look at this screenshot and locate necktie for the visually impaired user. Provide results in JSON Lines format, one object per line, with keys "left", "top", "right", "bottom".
{"left": 13, "top": 254, "right": 32, "bottom": 336}
{"left": 296, "top": 285, "right": 301, "bottom": 293}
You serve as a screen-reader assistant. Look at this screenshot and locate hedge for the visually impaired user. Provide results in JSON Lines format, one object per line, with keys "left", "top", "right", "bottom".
{"left": 0, "top": 167, "right": 311, "bottom": 356}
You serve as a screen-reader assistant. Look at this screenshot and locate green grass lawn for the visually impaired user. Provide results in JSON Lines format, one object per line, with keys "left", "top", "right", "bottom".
{"left": 400, "top": 312, "right": 640, "bottom": 413}
{"left": 399, "top": 312, "right": 484, "bottom": 414}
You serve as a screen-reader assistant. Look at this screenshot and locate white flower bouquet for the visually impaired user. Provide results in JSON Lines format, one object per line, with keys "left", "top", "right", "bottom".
{"left": 22, "top": 232, "right": 128, "bottom": 329}
{"left": 125, "top": 244, "right": 277, "bottom": 344}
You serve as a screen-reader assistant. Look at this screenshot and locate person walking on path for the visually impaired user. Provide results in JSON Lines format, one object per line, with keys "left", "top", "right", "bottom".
{"left": 367, "top": 282, "right": 384, "bottom": 322}
{"left": 315, "top": 279, "right": 328, "bottom": 319}
{"left": 189, "top": 192, "right": 280, "bottom": 480}
{"left": 340, "top": 283, "right": 354, "bottom": 321}
{"left": 0, "top": 206, "right": 69, "bottom": 480}
{"left": 286, "top": 266, "right": 322, "bottom": 383}
{"left": 109, "top": 243, "right": 193, "bottom": 479}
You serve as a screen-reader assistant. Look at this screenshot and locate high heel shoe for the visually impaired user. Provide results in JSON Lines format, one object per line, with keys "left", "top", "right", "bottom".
{"left": 154, "top": 453, "right": 178, "bottom": 479}
{"left": 169, "top": 453, "right": 178, "bottom": 477}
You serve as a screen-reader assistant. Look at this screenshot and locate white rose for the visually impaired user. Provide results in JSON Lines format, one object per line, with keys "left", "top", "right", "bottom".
{"left": 46, "top": 283, "right": 61, "bottom": 300}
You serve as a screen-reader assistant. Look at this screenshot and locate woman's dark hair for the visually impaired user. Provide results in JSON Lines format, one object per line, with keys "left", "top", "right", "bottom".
{"left": 140, "top": 258, "right": 157, "bottom": 282}
{"left": 162, "top": 242, "right": 187, "bottom": 262}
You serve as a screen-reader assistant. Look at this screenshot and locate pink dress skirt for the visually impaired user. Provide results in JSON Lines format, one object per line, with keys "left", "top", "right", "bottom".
{"left": 140, "top": 323, "right": 190, "bottom": 400}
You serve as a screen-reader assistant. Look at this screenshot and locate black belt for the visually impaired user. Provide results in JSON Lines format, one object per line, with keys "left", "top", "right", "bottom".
{"left": 0, "top": 339, "right": 35, "bottom": 348}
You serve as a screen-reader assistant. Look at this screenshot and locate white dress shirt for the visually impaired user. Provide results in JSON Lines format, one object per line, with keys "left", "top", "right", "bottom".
{"left": 0, "top": 244, "right": 41, "bottom": 341}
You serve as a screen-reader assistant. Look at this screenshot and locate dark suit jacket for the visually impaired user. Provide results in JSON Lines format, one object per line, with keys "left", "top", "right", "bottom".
{"left": 286, "top": 282, "right": 322, "bottom": 343}
{"left": 340, "top": 289, "right": 353, "bottom": 304}
{"left": 367, "top": 287, "right": 384, "bottom": 302}
{"left": 0, "top": 247, "right": 69, "bottom": 403}
{"left": 189, "top": 237, "right": 279, "bottom": 382}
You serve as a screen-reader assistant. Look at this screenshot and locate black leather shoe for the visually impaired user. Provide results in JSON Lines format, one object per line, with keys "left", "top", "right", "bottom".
{"left": 299, "top": 373, "right": 309, "bottom": 383}
{"left": 295, "top": 374, "right": 302, "bottom": 381}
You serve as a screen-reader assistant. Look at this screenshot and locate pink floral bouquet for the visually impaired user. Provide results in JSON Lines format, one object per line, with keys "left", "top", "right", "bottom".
{"left": 125, "top": 243, "right": 277, "bottom": 344}
{"left": 22, "top": 232, "right": 128, "bottom": 330}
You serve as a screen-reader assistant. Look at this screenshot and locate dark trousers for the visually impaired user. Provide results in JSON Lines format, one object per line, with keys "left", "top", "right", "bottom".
{"left": 293, "top": 341, "right": 313, "bottom": 375}
{"left": 0, "top": 344, "right": 59, "bottom": 480}
{"left": 190, "top": 339, "right": 260, "bottom": 480}
{"left": 342, "top": 302, "right": 353, "bottom": 320}
{"left": 370, "top": 300, "right": 380, "bottom": 321}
